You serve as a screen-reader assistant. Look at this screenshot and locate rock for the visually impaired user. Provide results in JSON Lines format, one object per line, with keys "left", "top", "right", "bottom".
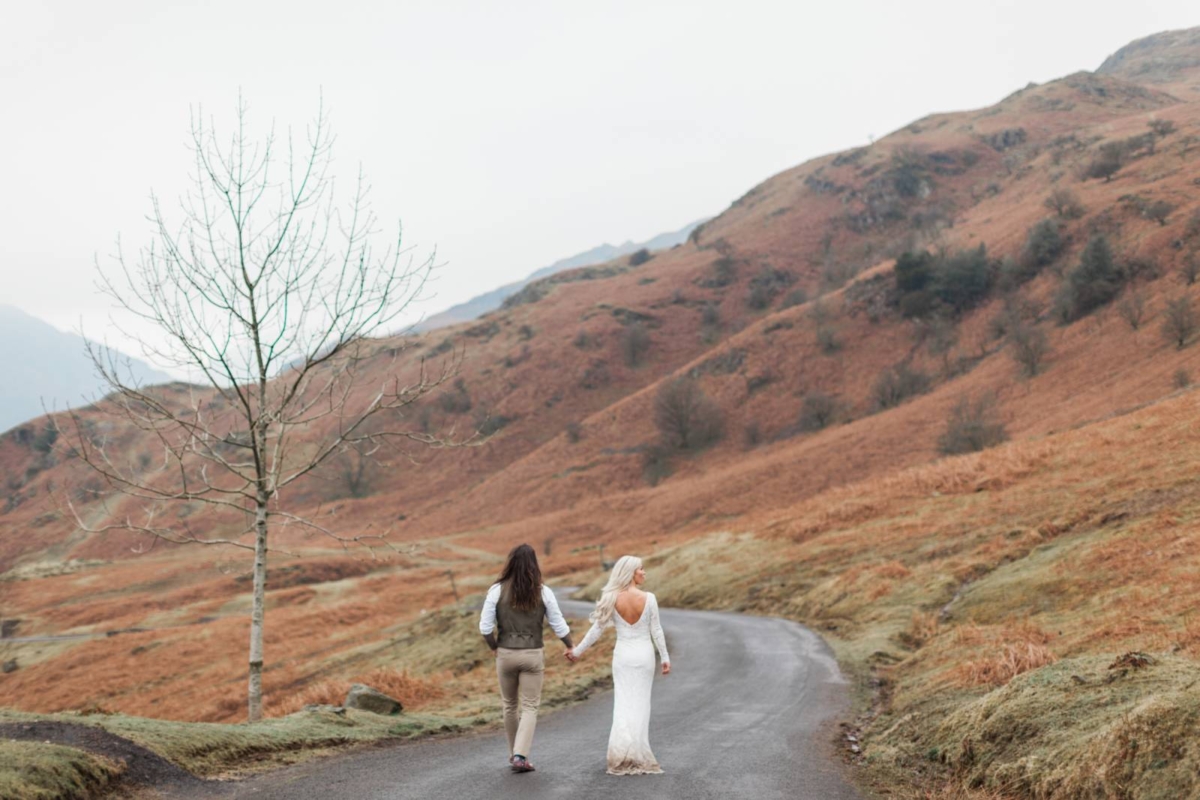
{"left": 345, "top": 684, "right": 403, "bottom": 715}
{"left": 2, "top": 659, "right": 16, "bottom": 673}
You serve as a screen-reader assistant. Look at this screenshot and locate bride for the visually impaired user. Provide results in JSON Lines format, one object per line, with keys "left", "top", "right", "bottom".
{"left": 568, "top": 555, "right": 671, "bottom": 775}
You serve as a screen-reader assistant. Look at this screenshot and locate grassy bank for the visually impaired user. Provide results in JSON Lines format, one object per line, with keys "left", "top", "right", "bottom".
{"left": 0, "top": 740, "right": 122, "bottom": 800}
{"left": 633, "top": 390, "right": 1200, "bottom": 799}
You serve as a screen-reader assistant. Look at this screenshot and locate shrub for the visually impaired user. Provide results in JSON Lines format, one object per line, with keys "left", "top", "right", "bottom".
{"left": 1022, "top": 219, "right": 1065, "bottom": 273}
{"left": 938, "top": 394, "right": 1008, "bottom": 455}
{"left": 653, "top": 377, "right": 723, "bottom": 450}
{"left": 474, "top": 410, "right": 514, "bottom": 437}
{"left": 1057, "top": 234, "right": 1123, "bottom": 321}
{"left": 31, "top": 424, "right": 58, "bottom": 455}
{"left": 797, "top": 392, "right": 839, "bottom": 432}
{"left": 628, "top": 248, "right": 652, "bottom": 266}
{"left": 781, "top": 287, "right": 809, "bottom": 309}
{"left": 894, "top": 246, "right": 995, "bottom": 317}
{"left": 517, "top": 324, "right": 534, "bottom": 340}
{"left": 1160, "top": 294, "right": 1198, "bottom": 349}
{"left": 1174, "top": 369, "right": 1191, "bottom": 389}
{"left": 620, "top": 322, "right": 651, "bottom": 367}
{"left": 816, "top": 326, "right": 841, "bottom": 354}
{"left": 579, "top": 360, "right": 612, "bottom": 390}
{"left": 1143, "top": 199, "right": 1175, "bottom": 227}
{"left": 700, "top": 257, "right": 738, "bottom": 288}
{"left": 1117, "top": 288, "right": 1148, "bottom": 331}
{"left": 565, "top": 421, "right": 583, "bottom": 443}
{"left": 437, "top": 379, "right": 472, "bottom": 414}
{"left": 1148, "top": 119, "right": 1177, "bottom": 139}
{"left": 573, "top": 330, "right": 593, "bottom": 349}
{"left": 1009, "top": 322, "right": 1051, "bottom": 377}
{"left": 872, "top": 363, "right": 932, "bottom": 411}
{"left": 1044, "top": 188, "right": 1086, "bottom": 220}
{"left": 1084, "top": 143, "right": 1124, "bottom": 182}
{"left": 1183, "top": 253, "right": 1200, "bottom": 286}
{"left": 746, "top": 267, "right": 794, "bottom": 310}
{"left": 641, "top": 442, "right": 673, "bottom": 485}
{"left": 742, "top": 422, "right": 762, "bottom": 449}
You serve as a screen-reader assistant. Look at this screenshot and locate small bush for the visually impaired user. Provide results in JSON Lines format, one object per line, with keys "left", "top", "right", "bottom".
{"left": 742, "top": 422, "right": 762, "bottom": 449}
{"left": 1182, "top": 253, "right": 1200, "bottom": 286}
{"left": 437, "top": 379, "right": 472, "bottom": 414}
{"left": 938, "top": 394, "right": 1008, "bottom": 455}
{"left": 620, "top": 322, "right": 651, "bottom": 367}
{"left": 797, "top": 392, "right": 839, "bottom": 432}
{"left": 1160, "top": 294, "right": 1198, "bottom": 349}
{"left": 872, "top": 363, "right": 932, "bottom": 411}
{"left": 573, "top": 330, "right": 593, "bottom": 349}
{"left": 1044, "top": 188, "right": 1086, "bottom": 220}
{"left": 517, "top": 324, "right": 534, "bottom": 340}
{"left": 1009, "top": 322, "right": 1051, "bottom": 377}
{"left": 474, "top": 411, "right": 514, "bottom": 437}
{"left": 641, "top": 442, "right": 673, "bottom": 486}
{"left": 31, "top": 424, "right": 58, "bottom": 455}
{"left": 1084, "top": 143, "right": 1124, "bottom": 182}
{"left": 628, "top": 248, "right": 652, "bottom": 266}
{"left": 1148, "top": 119, "right": 1177, "bottom": 139}
{"left": 700, "top": 257, "right": 738, "bottom": 288}
{"left": 816, "top": 326, "right": 841, "bottom": 354}
{"left": 746, "top": 267, "right": 795, "bottom": 310}
{"left": 565, "top": 421, "right": 583, "bottom": 443}
{"left": 894, "top": 246, "right": 995, "bottom": 317}
{"left": 1117, "top": 289, "right": 1148, "bottom": 331}
{"left": 1022, "top": 218, "right": 1065, "bottom": 274}
{"left": 781, "top": 287, "right": 809, "bottom": 309}
{"left": 1144, "top": 200, "right": 1175, "bottom": 226}
{"left": 1174, "top": 369, "right": 1191, "bottom": 389}
{"left": 653, "top": 378, "right": 723, "bottom": 450}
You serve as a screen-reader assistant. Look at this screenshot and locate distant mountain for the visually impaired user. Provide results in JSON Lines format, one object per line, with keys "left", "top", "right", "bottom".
{"left": 411, "top": 219, "right": 706, "bottom": 332}
{"left": 0, "top": 305, "right": 171, "bottom": 432}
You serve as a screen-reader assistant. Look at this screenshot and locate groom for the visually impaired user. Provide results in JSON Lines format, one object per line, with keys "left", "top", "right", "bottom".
{"left": 479, "top": 544, "right": 575, "bottom": 773}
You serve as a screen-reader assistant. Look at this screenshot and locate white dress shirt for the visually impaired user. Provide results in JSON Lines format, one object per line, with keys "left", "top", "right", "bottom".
{"left": 479, "top": 584, "right": 571, "bottom": 640}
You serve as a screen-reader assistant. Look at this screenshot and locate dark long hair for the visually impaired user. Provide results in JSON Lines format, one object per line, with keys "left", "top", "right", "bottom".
{"left": 497, "top": 543, "right": 542, "bottom": 611}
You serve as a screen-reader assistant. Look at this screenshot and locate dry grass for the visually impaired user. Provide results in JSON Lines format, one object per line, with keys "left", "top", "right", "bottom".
{"left": 950, "top": 641, "right": 1057, "bottom": 687}
{"left": 270, "top": 669, "right": 446, "bottom": 717}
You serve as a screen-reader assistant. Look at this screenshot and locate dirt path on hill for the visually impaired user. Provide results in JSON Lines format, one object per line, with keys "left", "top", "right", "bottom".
{"left": 169, "top": 599, "right": 863, "bottom": 800}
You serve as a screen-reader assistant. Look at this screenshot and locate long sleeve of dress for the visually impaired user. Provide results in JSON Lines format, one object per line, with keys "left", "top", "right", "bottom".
{"left": 571, "top": 618, "right": 608, "bottom": 657}
{"left": 648, "top": 594, "right": 670, "bottom": 665}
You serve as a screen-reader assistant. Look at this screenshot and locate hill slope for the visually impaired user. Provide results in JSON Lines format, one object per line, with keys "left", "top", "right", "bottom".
{"left": 410, "top": 219, "right": 705, "bottom": 332}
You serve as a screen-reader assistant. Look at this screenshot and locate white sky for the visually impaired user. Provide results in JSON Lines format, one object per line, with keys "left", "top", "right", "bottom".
{"left": 2, "top": 1, "right": 1197, "bottom": 374}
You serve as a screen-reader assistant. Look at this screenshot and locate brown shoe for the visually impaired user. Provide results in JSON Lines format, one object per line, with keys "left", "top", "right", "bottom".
{"left": 511, "top": 756, "right": 536, "bottom": 773}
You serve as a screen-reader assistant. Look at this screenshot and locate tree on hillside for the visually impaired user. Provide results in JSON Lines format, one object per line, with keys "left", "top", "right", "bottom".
{"left": 1160, "top": 294, "right": 1198, "bottom": 349}
{"left": 1058, "top": 234, "right": 1124, "bottom": 321}
{"left": 60, "top": 99, "right": 465, "bottom": 722}
{"left": 653, "top": 377, "right": 722, "bottom": 450}
{"left": 1043, "top": 187, "right": 1085, "bottom": 220}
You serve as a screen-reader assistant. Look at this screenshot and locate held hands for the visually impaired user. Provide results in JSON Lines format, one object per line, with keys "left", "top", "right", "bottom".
{"left": 564, "top": 648, "right": 579, "bottom": 664}
{"left": 661, "top": 661, "right": 671, "bottom": 676}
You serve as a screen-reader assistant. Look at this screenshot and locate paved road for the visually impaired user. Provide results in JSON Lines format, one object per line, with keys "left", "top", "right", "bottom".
{"left": 203, "top": 599, "right": 862, "bottom": 800}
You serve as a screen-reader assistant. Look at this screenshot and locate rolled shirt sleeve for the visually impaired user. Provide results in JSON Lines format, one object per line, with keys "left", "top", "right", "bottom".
{"left": 479, "top": 583, "right": 502, "bottom": 636}
{"left": 542, "top": 586, "right": 571, "bottom": 640}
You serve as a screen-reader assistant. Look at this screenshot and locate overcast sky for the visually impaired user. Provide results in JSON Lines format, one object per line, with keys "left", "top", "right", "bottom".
{"left": 3, "top": 1, "right": 1197, "bottom": 374}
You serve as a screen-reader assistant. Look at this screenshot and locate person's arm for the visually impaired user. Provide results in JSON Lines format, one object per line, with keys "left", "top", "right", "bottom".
{"left": 542, "top": 586, "right": 574, "bottom": 649}
{"left": 570, "top": 618, "right": 606, "bottom": 659}
{"left": 648, "top": 594, "right": 671, "bottom": 674}
{"left": 479, "top": 584, "right": 502, "bottom": 653}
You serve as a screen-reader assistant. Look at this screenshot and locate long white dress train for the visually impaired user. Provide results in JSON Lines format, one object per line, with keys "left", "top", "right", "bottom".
{"left": 574, "top": 592, "right": 670, "bottom": 775}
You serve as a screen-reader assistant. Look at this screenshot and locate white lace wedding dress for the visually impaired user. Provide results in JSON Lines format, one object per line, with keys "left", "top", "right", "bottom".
{"left": 573, "top": 592, "right": 670, "bottom": 775}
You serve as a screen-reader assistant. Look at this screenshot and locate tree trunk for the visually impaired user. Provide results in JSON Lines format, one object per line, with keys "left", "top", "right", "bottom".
{"left": 247, "top": 495, "right": 268, "bottom": 722}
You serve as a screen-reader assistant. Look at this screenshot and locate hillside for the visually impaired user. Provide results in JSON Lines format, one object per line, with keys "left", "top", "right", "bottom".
{"left": 410, "top": 218, "right": 704, "bottom": 332}
{"left": 0, "top": 305, "right": 170, "bottom": 432}
{"left": 4, "top": 26, "right": 1200, "bottom": 798}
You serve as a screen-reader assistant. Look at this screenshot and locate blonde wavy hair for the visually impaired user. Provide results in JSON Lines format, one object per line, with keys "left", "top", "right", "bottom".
{"left": 590, "top": 555, "right": 643, "bottom": 626}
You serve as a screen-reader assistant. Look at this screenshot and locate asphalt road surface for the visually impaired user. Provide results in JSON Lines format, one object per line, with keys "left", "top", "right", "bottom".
{"left": 203, "top": 599, "right": 863, "bottom": 800}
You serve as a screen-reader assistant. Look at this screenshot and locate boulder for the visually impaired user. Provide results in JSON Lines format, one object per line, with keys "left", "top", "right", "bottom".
{"left": 344, "top": 684, "right": 402, "bottom": 715}
{"left": 2, "top": 659, "right": 16, "bottom": 674}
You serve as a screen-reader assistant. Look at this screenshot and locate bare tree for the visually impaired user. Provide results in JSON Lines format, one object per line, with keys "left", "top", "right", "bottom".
{"left": 1117, "top": 288, "right": 1149, "bottom": 331}
{"left": 1009, "top": 321, "right": 1051, "bottom": 378}
{"left": 1161, "top": 294, "right": 1198, "bottom": 349}
{"left": 1043, "top": 187, "right": 1085, "bottom": 220}
{"left": 653, "top": 378, "right": 722, "bottom": 450}
{"left": 60, "top": 98, "right": 465, "bottom": 721}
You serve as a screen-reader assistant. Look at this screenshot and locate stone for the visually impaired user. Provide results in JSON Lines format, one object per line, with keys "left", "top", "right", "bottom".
{"left": 344, "top": 684, "right": 402, "bottom": 715}
{"left": 2, "top": 659, "right": 16, "bottom": 674}
{"left": 303, "top": 704, "right": 347, "bottom": 716}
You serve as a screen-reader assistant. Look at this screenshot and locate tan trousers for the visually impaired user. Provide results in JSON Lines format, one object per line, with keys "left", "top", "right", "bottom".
{"left": 496, "top": 647, "right": 544, "bottom": 758}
